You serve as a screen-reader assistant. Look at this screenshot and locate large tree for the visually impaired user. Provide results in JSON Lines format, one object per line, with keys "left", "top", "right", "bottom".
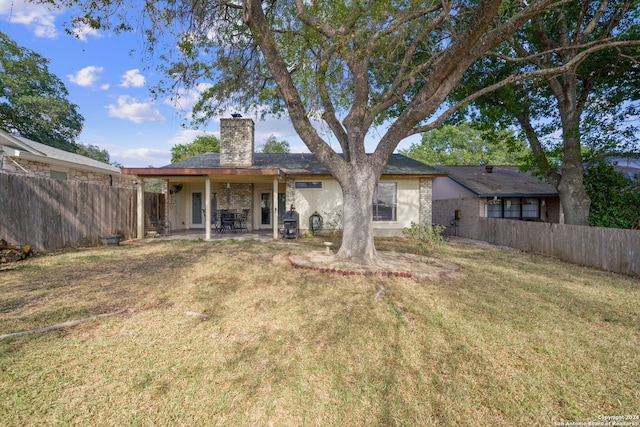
{"left": 54, "top": 0, "right": 616, "bottom": 264}
{"left": 456, "top": 0, "right": 640, "bottom": 225}
{"left": 0, "top": 31, "right": 83, "bottom": 152}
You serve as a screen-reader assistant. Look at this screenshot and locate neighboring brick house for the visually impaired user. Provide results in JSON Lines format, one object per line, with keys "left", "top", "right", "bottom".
{"left": 122, "top": 117, "right": 444, "bottom": 239}
{"left": 0, "top": 128, "right": 134, "bottom": 189}
{"left": 432, "top": 165, "right": 561, "bottom": 237}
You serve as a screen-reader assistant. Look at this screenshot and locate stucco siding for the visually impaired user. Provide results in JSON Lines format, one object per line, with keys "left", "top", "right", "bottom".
{"left": 292, "top": 178, "right": 424, "bottom": 237}
{"left": 293, "top": 179, "right": 343, "bottom": 233}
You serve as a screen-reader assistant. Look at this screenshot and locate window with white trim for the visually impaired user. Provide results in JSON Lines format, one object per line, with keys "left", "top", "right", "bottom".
{"left": 373, "top": 182, "right": 397, "bottom": 221}
{"left": 295, "top": 181, "right": 322, "bottom": 189}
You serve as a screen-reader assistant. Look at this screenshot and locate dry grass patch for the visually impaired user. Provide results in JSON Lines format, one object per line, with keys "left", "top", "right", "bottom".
{"left": 0, "top": 237, "right": 638, "bottom": 426}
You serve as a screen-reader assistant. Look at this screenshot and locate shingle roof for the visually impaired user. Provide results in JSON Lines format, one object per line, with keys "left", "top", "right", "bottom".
{"left": 163, "top": 153, "right": 443, "bottom": 176}
{"left": 436, "top": 165, "right": 558, "bottom": 197}
{"left": 0, "top": 129, "right": 122, "bottom": 174}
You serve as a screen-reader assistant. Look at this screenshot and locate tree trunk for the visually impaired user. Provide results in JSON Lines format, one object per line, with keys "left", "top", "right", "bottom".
{"left": 557, "top": 127, "right": 591, "bottom": 225}
{"left": 551, "top": 71, "right": 591, "bottom": 226}
{"left": 335, "top": 170, "right": 378, "bottom": 265}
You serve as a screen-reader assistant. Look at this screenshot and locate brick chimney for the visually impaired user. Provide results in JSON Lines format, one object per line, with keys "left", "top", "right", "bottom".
{"left": 220, "top": 117, "right": 254, "bottom": 166}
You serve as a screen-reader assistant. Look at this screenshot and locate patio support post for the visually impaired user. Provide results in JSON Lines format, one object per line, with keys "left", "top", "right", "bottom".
{"left": 205, "top": 177, "right": 211, "bottom": 240}
{"left": 136, "top": 177, "right": 144, "bottom": 239}
{"left": 273, "top": 177, "right": 279, "bottom": 239}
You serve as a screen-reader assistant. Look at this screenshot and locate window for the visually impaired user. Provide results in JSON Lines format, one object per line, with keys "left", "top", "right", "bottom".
{"left": 50, "top": 170, "right": 67, "bottom": 180}
{"left": 295, "top": 181, "right": 322, "bottom": 189}
{"left": 486, "top": 197, "right": 540, "bottom": 220}
{"left": 503, "top": 198, "right": 521, "bottom": 218}
{"left": 373, "top": 182, "right": 397, "bottom": 221}
{"left": 522, "top": 198, "right": 539, "bottom": 218}
{"left": 487, "top": 199, "right": 502, "bottom": 217}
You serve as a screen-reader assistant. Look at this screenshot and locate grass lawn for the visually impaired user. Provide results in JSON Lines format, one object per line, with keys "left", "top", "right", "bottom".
{"left": 0, "top": 237, "right": 638, "bottom": 426}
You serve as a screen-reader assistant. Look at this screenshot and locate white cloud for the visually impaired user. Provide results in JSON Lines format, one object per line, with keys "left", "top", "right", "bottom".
{"left": 111, "top": 147, "right": 171, "bottom": 168}
{"left": 163, "top": 83, "right": 213, "bottom": 110}
{"left": 106, "top": 95, "right": 166, "bottom": 124}
{"left": 0, "top": 0, "right": 60, "bottom": 38}
{"left": 72, "top": 23, "right": 103, "bottom": 42}
{"left": 119, "top": 69, "right": 146, "bottom": 88}
{"left": 68, "top": 66, "right": 104, "bottom": 87}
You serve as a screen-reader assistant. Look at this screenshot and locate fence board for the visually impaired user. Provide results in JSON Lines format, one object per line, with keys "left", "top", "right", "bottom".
{"left": 477, "top": 218, "right": 639, "bottom": 276}
{"left": 1, "top": 174, "right": 162, "bottom": 251}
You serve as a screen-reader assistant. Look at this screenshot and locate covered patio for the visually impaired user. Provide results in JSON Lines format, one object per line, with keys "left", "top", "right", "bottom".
{"left": 142, "top": 228, "right": 278, "bottom": 242}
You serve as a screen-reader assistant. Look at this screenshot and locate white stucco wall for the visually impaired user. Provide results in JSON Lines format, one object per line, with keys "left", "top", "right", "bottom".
{"left": 292, "top": 178, "right": 423, "bottom": 237}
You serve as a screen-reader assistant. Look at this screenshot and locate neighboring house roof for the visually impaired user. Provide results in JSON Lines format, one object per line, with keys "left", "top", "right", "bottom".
{"left": 436, "top": 165, "right": 558, "bottom": 197}
{"left": 124, "top": 153, "right": 445, "bottom": 177}
{"left": 0, "top": 128, "right": 123, "bottom": 175}
{"left": 608, "top": 156, "right": 640, "bottom": 181}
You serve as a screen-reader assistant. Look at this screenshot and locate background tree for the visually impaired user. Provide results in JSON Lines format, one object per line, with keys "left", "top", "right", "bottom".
{"left": 76, "top": 143, "right": 111, "bottom": 164}
{"left": 456, "top": 0, "right": 640, "bottom": 225}
{"left": 58, "top": 0, "right": 618, "bottom": 264}
{"left": 401, "top": 123, "right": 528, "bottom": 166}
{"left": 259, "top": 135, "right": 290, "bottom": 154}
{"left": 584, "top": 160, "right": 640, "bottom": 229}
{"left": 0, "top": 31, "right": 83, "bottom": 153}
{"left": 170, "top": 134, "right": 220, "bottom": 163}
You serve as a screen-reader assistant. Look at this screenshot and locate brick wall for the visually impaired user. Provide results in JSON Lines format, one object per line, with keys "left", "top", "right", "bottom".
{"left": 220, "top": 118, "right": 254, "bottom": 166}
{"left": 419, "top": 178, "right": 433, "bottom": 226}
{"left": 216, "top": 182, "right": 253, "bottom": 231}
{"left": 1, "top": 157, "right": 134, "bottom": 189}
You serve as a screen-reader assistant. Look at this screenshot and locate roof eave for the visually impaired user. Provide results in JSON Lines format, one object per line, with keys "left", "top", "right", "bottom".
{"left": 122, "top": 167, "right": 283, "bottom": 177}
{"left": 479, "top": 193, "right": 559, "bottom": 198}
{"left": 6, "top": 149, "right": 124, "bottom": 176}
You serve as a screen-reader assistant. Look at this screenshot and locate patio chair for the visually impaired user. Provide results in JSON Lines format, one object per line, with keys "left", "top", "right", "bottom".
{"left": 219, "top": 210, "right": 237, "bottom": 233}
{"left": 148, "top": 215, "right": 172, "bottom": 236}
{"left": 237, "top": 209, "right": 249, "bottom": 231}
{"left": 202, "top": 209, "right": 220, "bottom": 233}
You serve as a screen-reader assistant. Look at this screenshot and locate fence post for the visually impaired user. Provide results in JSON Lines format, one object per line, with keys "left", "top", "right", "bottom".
{"left": 136, "top": 180, "right": 144, "bottom": 239}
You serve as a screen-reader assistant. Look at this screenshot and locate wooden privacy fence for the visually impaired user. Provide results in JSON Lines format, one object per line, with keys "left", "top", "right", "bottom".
{"left": 0, "top": 174, "right": 162, "bottom": 252}
{"left": 478, "top": 218, "right": 640, "bottom": 276}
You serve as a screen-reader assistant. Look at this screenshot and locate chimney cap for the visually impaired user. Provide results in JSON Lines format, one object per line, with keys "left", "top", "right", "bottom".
{"left": 231, "top": 113, "right": 242, "bottom": 118}
{"left": 485, "top": 165, "right": 493, "bottom": 173}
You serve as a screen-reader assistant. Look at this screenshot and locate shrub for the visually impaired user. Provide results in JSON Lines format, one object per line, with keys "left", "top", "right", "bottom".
{"left": 402, "top": 222, "right": 446, "bottom": 256}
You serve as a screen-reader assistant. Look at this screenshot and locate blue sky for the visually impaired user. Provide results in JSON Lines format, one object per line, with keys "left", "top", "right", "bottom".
{"left": 0, "top": 0, "right": 419, "bottom": 167}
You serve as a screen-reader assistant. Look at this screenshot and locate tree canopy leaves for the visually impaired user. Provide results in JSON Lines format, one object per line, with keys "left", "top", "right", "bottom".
{"left": 0, "top": 31, "right": 83, "bottom": 153}
{"left": 170, "top": 134, "right": 220, "bottom": 163}
{"left": 400, "top": 123, "right": 528, "bottom": 166}
{"left": 258, "top": 135, "right": 290, "bottom": 153}
{"left": 584, "top": 160, "right": 640, "bottom": 229}
{"left": 75, "top": 143, "right": 111, "bottom": 164}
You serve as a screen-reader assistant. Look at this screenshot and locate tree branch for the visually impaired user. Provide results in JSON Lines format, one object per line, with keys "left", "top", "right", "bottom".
{"left": 242, "top": 0, "right": 344, "bottom": 173}
{"left": 410, "top": 39, "right": 640, "bottom": 135}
